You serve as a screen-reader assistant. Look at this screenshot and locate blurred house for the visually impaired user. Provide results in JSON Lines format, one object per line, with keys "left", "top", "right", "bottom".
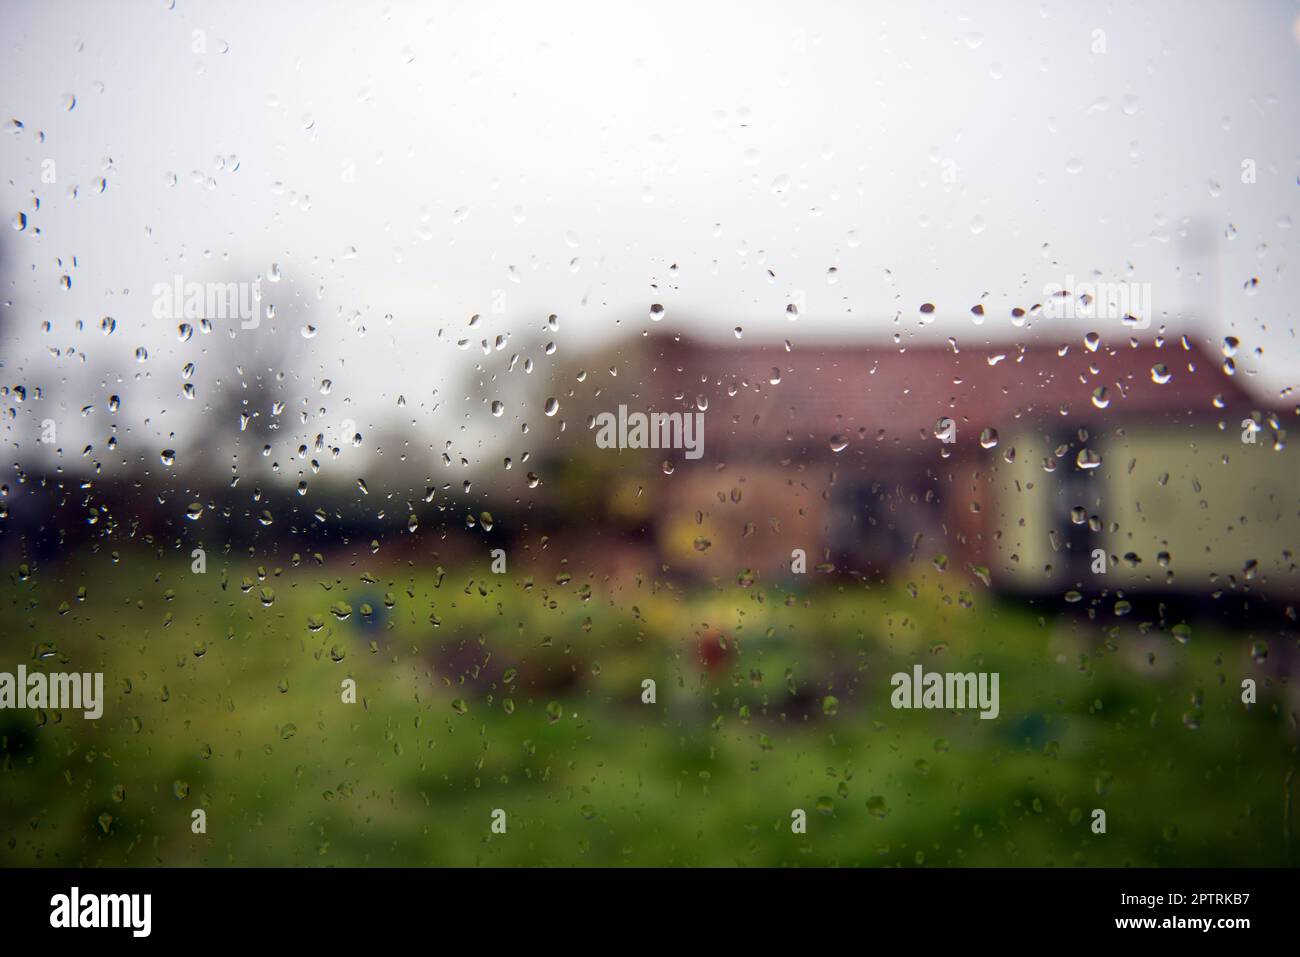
{"left": 575, "top": 332, "right": 1298, "bottom": 597}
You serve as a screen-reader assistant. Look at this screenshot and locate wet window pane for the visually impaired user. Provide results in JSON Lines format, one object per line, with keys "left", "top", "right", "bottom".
{"left": 1, "top": 1, "right": 1297, "bottom": 877}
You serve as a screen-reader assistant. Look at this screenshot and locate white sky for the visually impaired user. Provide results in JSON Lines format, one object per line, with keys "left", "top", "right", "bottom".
{"left": 2, "top": 0, "right": 1298, "bottom": 478}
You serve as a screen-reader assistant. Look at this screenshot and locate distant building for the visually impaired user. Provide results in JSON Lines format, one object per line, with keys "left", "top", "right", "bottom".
{"left": 588, "top": 333, "right": 1297, "bottom": 597}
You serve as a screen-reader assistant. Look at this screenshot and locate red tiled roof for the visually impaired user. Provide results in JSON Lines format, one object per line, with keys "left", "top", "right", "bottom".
{"left": 646, "top": 334, "right": 1276, "bottom": 461}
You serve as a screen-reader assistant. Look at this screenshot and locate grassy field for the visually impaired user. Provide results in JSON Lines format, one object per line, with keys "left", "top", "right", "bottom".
{"left": 1, "top": 549, "right": 1296, "bottom": 867}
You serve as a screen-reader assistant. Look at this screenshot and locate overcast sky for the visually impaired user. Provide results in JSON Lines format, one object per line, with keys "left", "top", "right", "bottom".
{"left": 3, "top": 0, "right": 1298, "bottom": 479}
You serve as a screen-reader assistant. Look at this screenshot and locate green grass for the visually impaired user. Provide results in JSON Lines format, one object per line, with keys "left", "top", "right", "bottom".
{"left": 0, "top": 549, "right": 1295, "bottom": 866}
